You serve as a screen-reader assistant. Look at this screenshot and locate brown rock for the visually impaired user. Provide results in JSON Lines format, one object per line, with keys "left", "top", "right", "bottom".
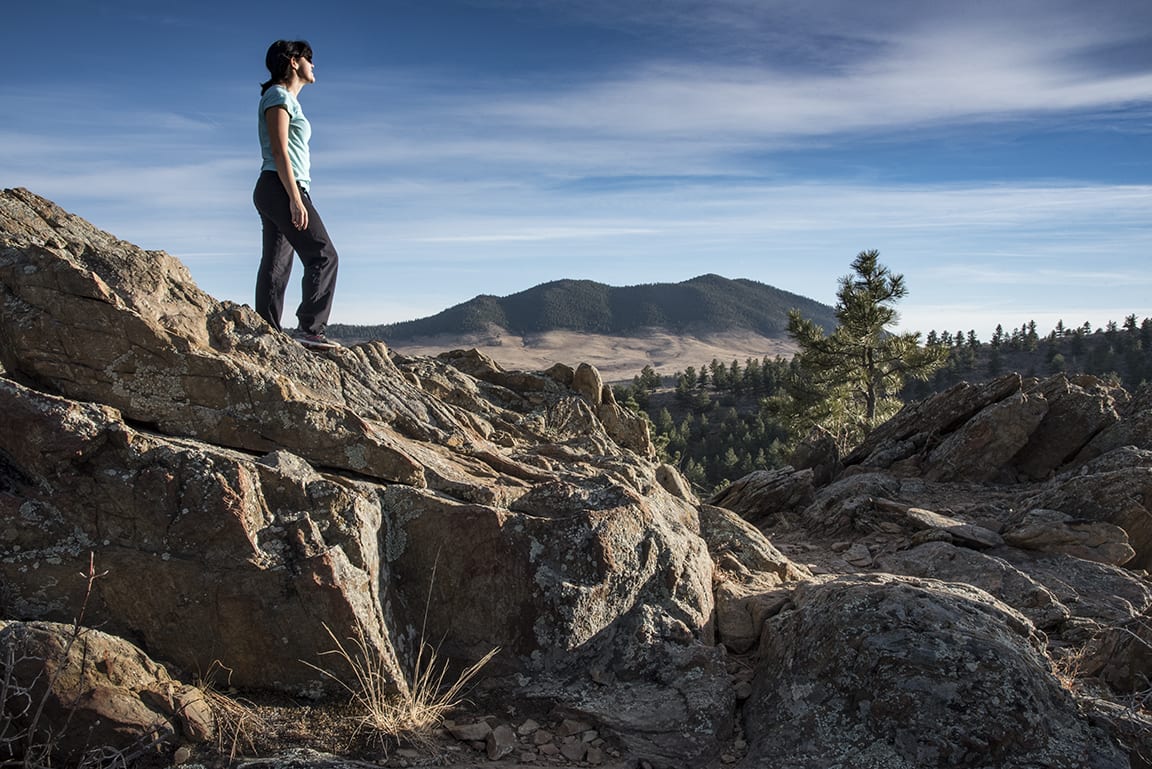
{"left": 0, "top": 621, "right": 214, "bottom": 764}
{"left": 708, "top": 467, "right": 816, "bottom": 524}
{"left": 1002, "top": 508, "right": 1134, "bottom": 565}
{"left": 572, "top": 362, "right": 604, "bottom": 405}
{"left": 841, "top": 542, "right": 873, "bottom": 567}
{"left": 655, "top": 463, "right": 697, "bottom": 503}
{"left": 994, "top": 548, "right": 1152, "bottom": 628}
{"left": 744, "top": 574, "right": 1127, "bottom": 768}
{"left": 844, "top": 374, "right": 1023, "bottom": 468}
{"left": 447, "top": 720, "right": 493, "bottom": 742}
{"left": 1012, "top": 374, "right": 1121, "bottom": 480}
{"left": 1027, "top": 463, "right": 1152, "bottom": 569}
{"left": 798, "top": 472, "right": 902, "bottom": 536}
{"left": 698, "top": 504, "right": 809, "bottom": 653}
{"left": 903, "top": 507, "right": 1004, "bottom": 549}
{"left": 877, "top": 542, "right": 1070, "bottom": 631}
{"left": 555, "top": 718, "right": 593, "bottom": 738}
{"left": 0, "top": 379, "right": 404, "bottom": 696}
{"left": 925, "top": 391, "right": 1049, "bottom": 482}
{"left": 486, "top": 724, "right": 517, "bottom": 759}
{"left": 560, "top": 739, "right": 588, "bottom": 762}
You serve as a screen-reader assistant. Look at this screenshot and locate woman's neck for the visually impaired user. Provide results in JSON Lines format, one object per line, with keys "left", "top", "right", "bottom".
{"left": 278, "top": 76, "right": 304, "bottom": 96}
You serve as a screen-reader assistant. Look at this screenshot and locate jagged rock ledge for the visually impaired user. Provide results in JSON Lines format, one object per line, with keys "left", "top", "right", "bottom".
{"left": 1, "top": 187, "right": 1151, "bottom": 768}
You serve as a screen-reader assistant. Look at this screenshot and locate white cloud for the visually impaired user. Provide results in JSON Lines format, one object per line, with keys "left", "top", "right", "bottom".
{"left": 411, "top": 226, "right": 659, "bottom": 243}
{"left": 475, "top": 51, "right": 1152, "bottom": 142}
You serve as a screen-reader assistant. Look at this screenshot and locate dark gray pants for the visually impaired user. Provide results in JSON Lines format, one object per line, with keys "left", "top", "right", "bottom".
{"left": 253, "top": 171, "right": 339, "bottom": 334}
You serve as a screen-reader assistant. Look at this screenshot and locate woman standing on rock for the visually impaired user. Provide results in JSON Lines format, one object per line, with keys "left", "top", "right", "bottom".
{"left": 253, "top": 39, "right": 340, "bottom": 350}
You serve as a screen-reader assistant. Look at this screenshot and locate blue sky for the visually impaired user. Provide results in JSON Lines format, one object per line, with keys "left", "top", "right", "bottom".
{"left": 4, "top": 0, "right": 1151, "bottom": 339}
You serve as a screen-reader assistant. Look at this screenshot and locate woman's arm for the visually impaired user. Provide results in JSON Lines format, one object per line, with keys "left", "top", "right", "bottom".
{"left": 266, "top": 106, "right": 308, "bottom": 230}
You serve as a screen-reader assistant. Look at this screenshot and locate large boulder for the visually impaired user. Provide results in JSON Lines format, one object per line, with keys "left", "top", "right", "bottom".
{"left": 993, "top": 548, "right": 1152, "bottom": 630}
{"left": 1001, "top": 508, "right": 1134, "bottom": 566}
{"left": 0, "top": 621, "right": 214, "bottom": 764}
{"left": 924, "top": 391, "right": 1049, "bottom": 482}
{"left": 0, "top": 377, "right": 403, "bottom": 696}
{"left": 741, "top": 574, "right": 1127, "bottom": 769}
{"left": 708, "top": 467, "right": 815, "bottom": 525}
{"left": 697, "top": 504, "right": 810, "bottom": 653}
{"left": 1011, "top": 375, "right": 1121, "bottom": 480}
{"left": 1026, "top": 461, "right": 1152, "bottom": 570}
{"left": 844, "top": 374, "right": 1023, "bottom": 470}
{"left": 877, "top": 542, "right": 1070, "bottom": 631}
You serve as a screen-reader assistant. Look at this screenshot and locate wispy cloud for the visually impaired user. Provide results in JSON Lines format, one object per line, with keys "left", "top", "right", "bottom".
{"left": 472, "top": 38, "right": 1152, "bottom": 142}
{"left": 412, "top": 226, "right": 659, "bottom": 243}
{"left": 928, "top": 264, "right": 1152, "bottom": 287}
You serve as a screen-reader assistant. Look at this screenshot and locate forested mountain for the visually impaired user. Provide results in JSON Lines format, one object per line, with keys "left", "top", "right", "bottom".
{"left": 329, "top": 274, "right": 837, "bottom": 341}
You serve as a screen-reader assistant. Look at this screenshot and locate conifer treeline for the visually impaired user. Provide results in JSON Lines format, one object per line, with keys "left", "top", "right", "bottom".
{"left": 909, "top": 314, "right": 1152, "bottom": 398}
{"left": 618, "top": 315, "right": 1152, "bottom": 495}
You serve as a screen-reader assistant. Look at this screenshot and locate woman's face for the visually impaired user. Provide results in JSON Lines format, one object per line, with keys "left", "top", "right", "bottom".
{"left": 293, "top": 55, "right": 315, "bottom": 84}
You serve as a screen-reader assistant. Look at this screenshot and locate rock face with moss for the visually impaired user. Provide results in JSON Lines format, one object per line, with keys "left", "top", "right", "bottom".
{"left": 1, "top": 188, "right": 1151, "bottom": 767}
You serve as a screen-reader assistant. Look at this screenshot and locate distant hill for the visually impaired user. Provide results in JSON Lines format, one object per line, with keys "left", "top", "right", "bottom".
{"left": 330, "top": 274, "right": 837, "bottom": 341}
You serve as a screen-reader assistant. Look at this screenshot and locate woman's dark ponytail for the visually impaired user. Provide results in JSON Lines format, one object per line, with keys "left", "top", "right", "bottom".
{"left": 260, "top": 39, "right": 313, "bottom": 93}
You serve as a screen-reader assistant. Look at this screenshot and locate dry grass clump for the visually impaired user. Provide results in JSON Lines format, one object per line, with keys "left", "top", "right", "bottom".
{"left": 1051, "top": 645, "right": 1090, "bottom": 692}
{"left": 305, "top": 621, "right": 497, "bottom": 753}
{"left": 194, "top": 662, "right": 267, "bottom": 764}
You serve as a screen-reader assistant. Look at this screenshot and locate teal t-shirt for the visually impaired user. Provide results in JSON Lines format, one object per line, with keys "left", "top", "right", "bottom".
{"left": 258, "top": 85, "right": 311, "bottom": 191}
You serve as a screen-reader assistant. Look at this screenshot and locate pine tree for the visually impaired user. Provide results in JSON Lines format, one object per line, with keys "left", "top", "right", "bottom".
{"left": 781, "top": 249, "right": 948, "bottom": 451}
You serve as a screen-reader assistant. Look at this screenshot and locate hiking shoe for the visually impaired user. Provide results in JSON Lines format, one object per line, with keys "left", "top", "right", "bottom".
{"left": 291, "top": 329, "right": 342, "bottom": 350}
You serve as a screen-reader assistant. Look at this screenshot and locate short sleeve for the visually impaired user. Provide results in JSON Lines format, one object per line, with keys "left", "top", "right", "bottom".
{"left": 259, "top": 87, "right": 293, "bottom": 118}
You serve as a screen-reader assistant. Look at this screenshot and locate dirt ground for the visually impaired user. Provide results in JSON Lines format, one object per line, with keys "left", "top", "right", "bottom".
{"left": 387, "top": 329, "right": 797, "bottom": 383}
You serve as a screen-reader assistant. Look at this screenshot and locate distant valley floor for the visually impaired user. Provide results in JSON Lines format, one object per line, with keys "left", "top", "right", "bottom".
{"left": 382, "top": 328, "right": 799, "bottom": 382}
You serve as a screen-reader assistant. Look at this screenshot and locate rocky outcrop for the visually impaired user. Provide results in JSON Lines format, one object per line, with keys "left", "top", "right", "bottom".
{"left": 1011, "top": 374, "right": 1122, "bottom": 480}
{"left": 1002, "top": 508, "right": 1135, "bottom": 566}
{"left": 1084, "top": 611, "right": 1152, "bottom": 693}
{"left": 0, "top": 377, "right": 405, "bottom": 697}
{"left": 742, "top": 575, "right": 1127, "bottom": 769}
{"left": 707, "top": 467, "right": 815, "bottom": 524}
{"left": 0, "top": 621, "right": 215, "bottom": 763}
{"left": 710, "top": 351, "right": 1152, "bottom": 766}
{"left": 2, "top": 188, "right": 1151, "bottom": 767}
{"left": 699, "top": 504, "right": 811, "bottom": 653}
{"left": 0, "top": 189, "right": 734, "bottom": 765}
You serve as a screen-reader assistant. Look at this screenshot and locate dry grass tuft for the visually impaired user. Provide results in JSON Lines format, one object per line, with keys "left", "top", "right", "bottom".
{"left": 305, "top": 621, "right": 498, "bottom": 752}
{"left": 195, "top": 661, "right": 267, "bottom": 764}
{"left": 1051, "top": 644, "right": 1090, "bottom": 692}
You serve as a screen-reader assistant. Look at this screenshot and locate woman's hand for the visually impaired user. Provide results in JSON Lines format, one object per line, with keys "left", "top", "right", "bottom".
{"left": 290, "top": 197, "right": 308, "bottom": 230}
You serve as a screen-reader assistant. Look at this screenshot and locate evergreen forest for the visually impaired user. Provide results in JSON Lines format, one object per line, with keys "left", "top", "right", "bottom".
{"left": 616, "top": 314, "right": 1152, "bottom": 496}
